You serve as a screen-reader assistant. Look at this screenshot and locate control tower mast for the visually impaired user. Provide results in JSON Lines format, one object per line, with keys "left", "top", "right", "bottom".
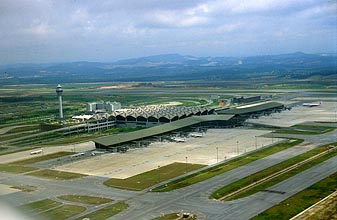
{"left": 56, "top": 84, "right": 63, "bottom": 119}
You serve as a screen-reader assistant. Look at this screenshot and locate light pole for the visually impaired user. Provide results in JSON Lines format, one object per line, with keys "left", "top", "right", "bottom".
{"left": 216, "top": 147, "right": 219, "bottom": 163}
{"left": 185, "top": 156, "right": 188, "bottom": 173}
{"left": 158, "top": 165, "right": 161, "bottom": 183}
{"left": 236, "top": 141, "right": 239, "bottom": 155}
{"left": 255, "top": 136, "right": 257, "bottom": 150}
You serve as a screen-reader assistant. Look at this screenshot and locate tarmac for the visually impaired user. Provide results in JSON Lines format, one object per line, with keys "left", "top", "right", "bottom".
{"left": 55, "top": 129, "right": 278, "bottom": 179}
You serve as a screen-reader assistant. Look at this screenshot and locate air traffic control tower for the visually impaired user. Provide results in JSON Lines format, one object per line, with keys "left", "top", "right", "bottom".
{"left": 56, "top": 84, "right": 64, "bottom": 119}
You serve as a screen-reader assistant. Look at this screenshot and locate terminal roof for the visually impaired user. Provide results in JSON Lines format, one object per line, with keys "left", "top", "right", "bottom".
{"left": 94, "top": 114, "right": 234, "bottom": 147}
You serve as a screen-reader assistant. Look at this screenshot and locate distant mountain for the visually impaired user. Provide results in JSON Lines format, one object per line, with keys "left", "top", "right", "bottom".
{"left": 0, "top": 52, "right": 336, "bottom": 84}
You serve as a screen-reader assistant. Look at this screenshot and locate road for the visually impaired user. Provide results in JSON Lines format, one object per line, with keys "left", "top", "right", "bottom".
{"left": 0, "top": 127, "right": 336, "bottom": 220}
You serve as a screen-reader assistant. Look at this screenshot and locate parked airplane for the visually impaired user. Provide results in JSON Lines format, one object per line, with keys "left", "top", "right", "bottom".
{"left": 71, "top": 152, "right": 85, "bottom": 158}
{"left": 30, "top": 149, "right": 43, "bottom": 155}
{"left": 302, "top": 102, "right": 321, "bottom": 107}
{"left": 189, "top": 133, "right": 203, "bottom": 138}
{"left": 171, "top": 137, "right": 186, "bottom": 142}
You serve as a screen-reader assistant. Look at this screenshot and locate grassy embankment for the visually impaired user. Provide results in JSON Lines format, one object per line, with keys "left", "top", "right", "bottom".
{"left": 211, "top": 142, "right": 337, "bottom": 200}
{"left": 104, "top": 162, "right": 205, "bottom": 191}
{"left": 251, "top": 172, "right": 337, "bottom": 220}
{"left": 153, "top": 139, "right": 303, "bottom": 192}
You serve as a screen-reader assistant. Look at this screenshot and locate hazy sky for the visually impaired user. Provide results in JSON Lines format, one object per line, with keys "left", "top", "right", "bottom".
{"left": 0, "top": 0, "right": 336, "bottom": 64}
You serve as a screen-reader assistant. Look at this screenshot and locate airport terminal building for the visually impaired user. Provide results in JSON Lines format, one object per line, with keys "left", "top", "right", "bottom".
{"left": 93, "top": 102, "right": 285, "bottom": 151}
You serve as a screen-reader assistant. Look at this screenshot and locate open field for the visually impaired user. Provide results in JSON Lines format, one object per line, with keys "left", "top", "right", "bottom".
{"left": 55, "top": 128, "right": 278, "bottom": 178}
{"left": 19, "top": 199, "right": 85, "bottom": 220}
{"left": 252, "top": 171, "right": 337, "bottom": 220}
{"left": 248, "top": 101, "right": 337, "bottom": 127}
{"left": 26, "top": 169, "right": 87, "bottom": 180}
{"left": 0, "top": 164, "right": 38, "bottom": 173}
{"left": 103, "top": 162, "right": 205, "bottom": 191}
{"left": 41, "top": 204, "right": 85, "bottom": 220}
{"left": 20, "top": 199, "right": 62, "bottom": 213}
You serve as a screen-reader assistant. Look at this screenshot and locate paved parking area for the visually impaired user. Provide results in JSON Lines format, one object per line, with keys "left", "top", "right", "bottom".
{"left": 55, "top": 129, "right": 277, "bottom": 179}
{"left": 248, "top": 101, "right": 337, "bottom": 127}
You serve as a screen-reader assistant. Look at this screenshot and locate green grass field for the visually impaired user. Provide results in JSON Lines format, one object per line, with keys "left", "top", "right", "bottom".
{"left": 251, "top": 172, "right": 337, "bottom": 220}
{"left": 20, "top": 199, "right": 62, "bottom": 213}
{"left": 73, "top": 202, "right": 128, "bottom": 220}
{"left": 41, "top": 204, "right": 86, "bottom": 220}
{"left": 58, "top": 195, "right": 112, "bottom": 205}
{"left": 27, "top": 169, "right": 87, "bottom": 180}
{"left": 211, "top": 143, "right": 337, "bottom": 200}
{"left": 0, "top": 163, "right": 38, "bottom": 173}
{"left": 153, "top": 139, "right": 303, "bottom": 192}
{"left": 10, "top": 151, "right": 73, "bottom": 165}
{"left": 104, "top": 162, "right": 205, "bottom": 191}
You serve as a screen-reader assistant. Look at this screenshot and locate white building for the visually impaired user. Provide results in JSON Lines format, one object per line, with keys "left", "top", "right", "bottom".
{"left": 86, "top": 101, "right": 121, "bottom": 113}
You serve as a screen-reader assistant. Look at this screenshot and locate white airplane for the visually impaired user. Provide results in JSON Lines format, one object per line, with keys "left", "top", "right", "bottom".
{"left": 171, "top": 137, "right": 186, "bottom": 142}
{"left": 30, "top": 149, "right": 43, "bottom": 155}
{"left": 190, "top": 133, "right": 203, "bottom": 138}
{"left": 71, "top": 152, "right": 85, "bottom": 158}
{"left": 302, "top": 102, "right": 321, "bottom": 107}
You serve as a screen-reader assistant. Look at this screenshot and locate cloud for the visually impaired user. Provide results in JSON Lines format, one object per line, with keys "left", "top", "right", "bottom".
{"left": 0, "top": 0, "right": 335, "bottom": 63}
